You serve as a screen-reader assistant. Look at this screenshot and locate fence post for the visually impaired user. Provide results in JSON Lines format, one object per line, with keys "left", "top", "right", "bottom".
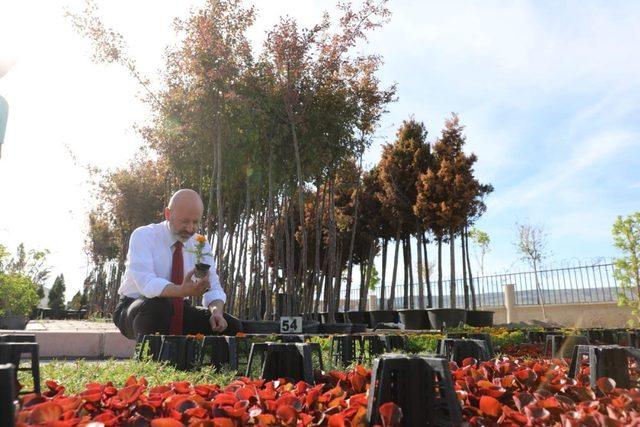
{"left": 504, "top": 284, "right": 517, "bottom": 323}
{"left": 368, "top": 294, "right": 378, "bottom": 311}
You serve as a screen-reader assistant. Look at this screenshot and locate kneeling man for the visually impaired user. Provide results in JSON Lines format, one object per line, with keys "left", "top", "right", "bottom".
{"left": 113, "top": 189, "right": 242, "bottom": 340}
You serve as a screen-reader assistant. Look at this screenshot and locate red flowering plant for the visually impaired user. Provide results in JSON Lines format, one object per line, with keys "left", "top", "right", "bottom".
{"left": 16, "top": 366, "right": 403, "bottom": 427}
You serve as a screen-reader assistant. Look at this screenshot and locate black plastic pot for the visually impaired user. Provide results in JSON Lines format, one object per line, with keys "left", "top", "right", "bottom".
{"left": 346, "top": 310, "right": 371, "bottom": 327}
{"left": 318, "top": 323, "right": 367, "bottom": 334}
{"left": 319, "top": 312, "right": 346, "bottom": 324}
{"left": 0, "top": 315, "right": 29, "bottom": 330}
{"left": 465, "top": 310, "right": 494, "bottom": 327}
{"left": 398, "top": 309, "right": 430, "bottom": 330}
{"left": 195, "top": 263, "right": 210, "bottom": 279}
{"left": 369, "top": 310, "right": 399, "bottom": 328}
{"left": 427, "top": 309, "right": 467, "bottom": 330}
{"left": 241, "top": 320, "right": 279, "bottom": 334}
{"left": 302, "top": 321, "right": 320, "bottom": 334}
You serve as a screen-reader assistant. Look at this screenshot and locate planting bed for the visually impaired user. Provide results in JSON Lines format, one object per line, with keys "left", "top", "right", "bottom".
{"left": 11, "top": 328, "right": 640, "bottom": 426}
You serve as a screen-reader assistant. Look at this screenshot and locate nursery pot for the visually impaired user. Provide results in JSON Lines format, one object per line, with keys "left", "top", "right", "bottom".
{"left": 195, "top": 263, "right": 211, "bottom": 279}
{"left": 465, "top": 310, "right": 494, "bottom": 327}
{"left": 369, "top": 310, "right": 399, "bottom": 329}
{"left": 241, "top": 320, "right": 279, "bottom": 334}
{"left": 427, "top": 308, "right": 467, "bottom": 330}
{"left": 346, "top": 310, "right": 371, "bottom": 327}
{"left": 397, "top": 309, "right": 430, "bottom": 330}
{"left": 0, "top": 314, "right": 29, "bottom": 330}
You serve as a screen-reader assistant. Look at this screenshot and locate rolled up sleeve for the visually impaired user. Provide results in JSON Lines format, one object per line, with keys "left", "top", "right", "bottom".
{"left": 201, "top": 242, "right": 226, "bottom": 307}
{"left": 127, "top": 228, "right": 171, "bottom": 298}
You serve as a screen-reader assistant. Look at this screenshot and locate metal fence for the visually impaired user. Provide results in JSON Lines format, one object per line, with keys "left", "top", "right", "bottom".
{"left": 339, "top": 262, "right": 620, "bottom": 310}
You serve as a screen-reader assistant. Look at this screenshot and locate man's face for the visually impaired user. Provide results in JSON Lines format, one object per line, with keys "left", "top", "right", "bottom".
{"left": 165, "top": 204, "right": 202, "bottom": 242}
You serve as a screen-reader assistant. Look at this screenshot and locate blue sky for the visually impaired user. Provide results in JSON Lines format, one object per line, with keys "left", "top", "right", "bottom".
{"left": 0, "top": 0, "right": 638, "bottom": 297}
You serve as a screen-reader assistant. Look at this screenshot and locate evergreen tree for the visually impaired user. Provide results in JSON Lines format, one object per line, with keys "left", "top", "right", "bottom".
{"left": 48, "top": 274, "right": 66, "bottom": 313}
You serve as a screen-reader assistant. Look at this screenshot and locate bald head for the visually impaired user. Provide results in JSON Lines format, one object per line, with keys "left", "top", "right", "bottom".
{"left": 165, "top": 189, "right": 204, "bottom": 241}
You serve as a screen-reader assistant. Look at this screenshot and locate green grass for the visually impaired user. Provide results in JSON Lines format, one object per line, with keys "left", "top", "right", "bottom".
{"left": 18, "top": 359, "right": 237, "bottom": 395}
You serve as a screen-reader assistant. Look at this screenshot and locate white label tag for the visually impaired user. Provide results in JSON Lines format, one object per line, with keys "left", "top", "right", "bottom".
{"left": 279, "top": 316, "right": 303, "bottom": 334}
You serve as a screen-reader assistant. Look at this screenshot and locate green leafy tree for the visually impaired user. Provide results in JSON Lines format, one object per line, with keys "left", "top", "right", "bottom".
{"left": 469, "top": 228, "right": 491, "bottom": 276}
{"left": 48, "top": 274, "right": 67, "bottom": 313}
{"left": 613, "top": 212, "right": 640, "bottom": 325}
{"left": 68, "top": 291, "right": 84, "bottom": 310}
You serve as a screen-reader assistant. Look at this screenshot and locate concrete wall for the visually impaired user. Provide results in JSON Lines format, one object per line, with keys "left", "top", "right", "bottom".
{"left": 486, "top": 301, "right": 633, "bottom": 328}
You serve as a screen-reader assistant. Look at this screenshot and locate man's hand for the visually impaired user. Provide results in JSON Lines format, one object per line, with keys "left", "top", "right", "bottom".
{"left": 209, "top": 312, "right": 228, "bottom": 333}
{"left": 180, "top": 269, "right": 210, "bottom": 297}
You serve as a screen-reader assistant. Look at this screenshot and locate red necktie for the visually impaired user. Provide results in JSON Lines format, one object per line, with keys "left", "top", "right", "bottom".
{"left": 169, "top": 241, "right": 184, "bottom": 335}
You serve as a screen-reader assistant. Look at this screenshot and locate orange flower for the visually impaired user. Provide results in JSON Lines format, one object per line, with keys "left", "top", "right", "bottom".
{"left": 195, "top": 234, "right": 206, "bottom": 244}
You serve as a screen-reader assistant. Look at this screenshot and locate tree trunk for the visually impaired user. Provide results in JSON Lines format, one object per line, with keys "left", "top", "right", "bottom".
{"left": 465, "top": 228, "right": 477, "bottom": 310}
{"left": 288, "top": 114, "right": 308, "bottom": 297}
{"left": 344, "top": 156, "right": 362, "bottom": 315}
{"left": 437, "top": 236, "right": 443, "bottom": 308}
{"left": 407, "top": 238, "right": 414, "bottom": 309}
{"left": 380, "top": 239, "right": 388, "bottom": 310}
{"left": 388, "top": 228, "right": 401, "bottom": 310}
{"left": 462, "top": 228, "right": 469, "bottom": 309}
{"left": 402, "top": 239, "right": 409, "bottom": 309}
{"left": 533, "top": 259, "right": 547, "bottom": 321}
{"left": 326, "top": 178, "right": 337, "bottom": 322}
{"left": 416, "top": 228, "right": 425, "bottom": 310}
{"left": 312, "top": 181, "right": 327, "bottom": 315}
{"left": 262, "top": 149, "right": 274, "bottom": 320}
{"left": 423, "top": 231, "right": 432, "bottom": 308}
{"left": 215, "top": 120, "right": 224, "bottom": 267}
{"left": 361, "top": 243, "right": 376, "bottom": 311}
{"left": 449, "top": 229, "right": 456, "bottom": 309}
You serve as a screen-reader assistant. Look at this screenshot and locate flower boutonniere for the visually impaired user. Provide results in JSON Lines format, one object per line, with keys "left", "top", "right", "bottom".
{"left": 188, "top": 233, "right": 213, "bottom": 278}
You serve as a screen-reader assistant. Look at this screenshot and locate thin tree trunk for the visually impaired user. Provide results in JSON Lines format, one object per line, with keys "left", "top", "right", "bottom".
{"left": 326, "top": 178, "right": 337, "bottom": 322}
{"left": 288, "top": 114, "right": 308, "bottom": 299}
{"left": 462, "top": 229, "right": 469, "bottom": 309}
{"left": 533, "top": 259, "right": 547, "bottom": 321}
{"left": 361, "top": 243, "right": 376, "bottom": 311}
{"left": 402, "top": 239, "right": 409, "bottom": 309}
{"left": 312, "top": 181, "right": 327, "bottom": 315}
{"left": 416, "top": 228, "right": 425, "bottom": 310}
{"left": 449, "top": 229, "right": 456, "bottom": 309}
{"left": 380, "top": 239, "right": 388, "bottom": 310}
{"left": 437, "top": 236, "right": 443, "bottom": 308}
{"left": 216, "top": 120, "right": 224, "bottom": 266}
{"left": 262, "top": 149, "right": 274, "bottom": 320}
{"left": 464, "top": 228, "right": 477, "bottom": 310}
{"left": 388, "top": 228, "right": 401, "bottom": 310}
{"left": 423, "top": 232, "right": 432, "bottom": 307}
{"left": 344, "top": 156, "right": 362, "bottom": 314}
{"left": 407, "top": 238, "right": 414, "bottom": 309}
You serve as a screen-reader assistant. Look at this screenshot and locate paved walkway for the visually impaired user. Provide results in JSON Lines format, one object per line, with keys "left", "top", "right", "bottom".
{"left": 5, "top": 319, "right": 135, "bottom": 359}
{"left": 26, "top": 319, "right": 119, "bottom": 331}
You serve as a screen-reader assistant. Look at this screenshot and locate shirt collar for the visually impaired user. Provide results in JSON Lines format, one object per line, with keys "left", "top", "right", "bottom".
{"left": 162, "top": 220, "right": 194, "bottom": 248}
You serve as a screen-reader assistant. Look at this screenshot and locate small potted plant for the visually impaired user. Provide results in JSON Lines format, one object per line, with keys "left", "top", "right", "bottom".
{"left": 188, "top": 234, "right": 213, "bottom": 279}
{"left": 0, "top": 273, "right": 40, "bottom": 330}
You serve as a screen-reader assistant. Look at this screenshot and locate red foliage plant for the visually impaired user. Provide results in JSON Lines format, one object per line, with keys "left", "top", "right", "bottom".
{"left": 16, "top": 367, "right": 403, "bottom": 427}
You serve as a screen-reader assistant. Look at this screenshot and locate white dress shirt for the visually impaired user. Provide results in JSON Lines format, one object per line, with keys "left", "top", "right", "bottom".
{"left": 118, "top": 221, "right": 226, "bottom": 307}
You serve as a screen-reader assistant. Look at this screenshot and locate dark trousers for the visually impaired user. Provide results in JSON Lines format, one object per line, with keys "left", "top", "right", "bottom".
{"left": 113, "top": 296, "right": 243, "bottom": 341}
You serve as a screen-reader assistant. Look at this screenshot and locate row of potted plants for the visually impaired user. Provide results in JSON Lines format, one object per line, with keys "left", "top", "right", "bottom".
{"left": 314, "top": 308, "right": 494, "bottom": 330}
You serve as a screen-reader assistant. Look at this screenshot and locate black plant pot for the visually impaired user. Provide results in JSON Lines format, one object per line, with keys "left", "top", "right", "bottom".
{"left": 465, "top": 310, "right": 494, "bottom": 327}
{"left": 346, "top": 311, "right": 371, "bottom": 327}
{"left": 369, "top": 310, "right": 399, "bottom": 329}
{"left": 427, "top": 309, "right": 467, "bottom": 330}
{"left": 0, "top": 314, "right": 29, "bottom": 330}
{"left": 398, "top": 309, "right": 430, "bottom": 330}
{"left": 241, "top": 320, "right": 279, "bottom": 334}
{"left": 302, "top": 320, "right": 320, "bottom": 334}
{"left": 318, "top": 322, "right": 367, "bottom": 334}
{"left": 195, "top": 263, "right": 211, "bottom": 279}
{"left": 319, "top": 312, "right": 346, "bottom": 324}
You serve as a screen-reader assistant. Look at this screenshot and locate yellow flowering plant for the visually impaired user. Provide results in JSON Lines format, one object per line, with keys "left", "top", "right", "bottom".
{"left": 188, "top": 233, "right": 213, "bottom": 278}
